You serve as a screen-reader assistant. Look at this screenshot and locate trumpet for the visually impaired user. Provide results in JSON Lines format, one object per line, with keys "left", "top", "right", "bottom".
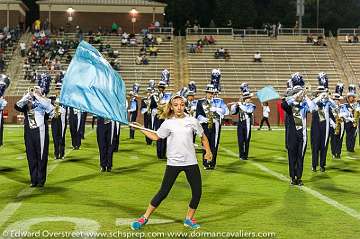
{"left": 335, "top": 113, "right": 343, "bottom": 135}
{"left": 203, "top": 100, "right": 214, "bottom": 129}
{"left": 354, "top": 109, "right": 359, "bottom": 128}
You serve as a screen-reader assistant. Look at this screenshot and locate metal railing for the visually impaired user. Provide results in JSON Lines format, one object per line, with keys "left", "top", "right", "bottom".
{"left": 186, "top": 28, "right": 233, "bottom": 35}
{"left": 149, "top": 27, "right": 174, "bottom": 35}
{"left": 279, "top": 28, "right": 324, "bottom": 35}
{"left": 187, "top": 27, "right": 326, "bottom": 37}
{"left": 337, "top": 28, "right": 360, "bottom": 36}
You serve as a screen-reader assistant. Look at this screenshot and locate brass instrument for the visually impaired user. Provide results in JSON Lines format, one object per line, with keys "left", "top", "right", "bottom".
{"left": 354, "top": 109, "right": 360, "bottom": 128}
{"left": 53, "top": 96, "right": 61, "bottom": 118}
{"left": 334, "top": 110, "right": 343, "bottom": 135}
{"left": 203, "top": 100, "right": 214, "bottom": 129}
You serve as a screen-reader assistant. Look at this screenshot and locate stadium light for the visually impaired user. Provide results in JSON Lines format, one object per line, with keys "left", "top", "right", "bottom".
{"left": 67, "top": 7, "right": 75, "bottom": 22}
{"left": 129, "top": 8, "right": 138, "bottom": 33}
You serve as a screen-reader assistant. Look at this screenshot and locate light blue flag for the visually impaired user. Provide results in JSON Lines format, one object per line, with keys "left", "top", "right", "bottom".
{"left": 60, "top": 41, "right": 128, "bottom": 124}
{"left": 256, "top": 86, "right": 280, "bottom": 103}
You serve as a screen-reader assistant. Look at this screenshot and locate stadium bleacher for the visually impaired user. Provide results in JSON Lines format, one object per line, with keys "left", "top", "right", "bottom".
{"left": 187, "top": 35, "right": 340, "bottom": 97}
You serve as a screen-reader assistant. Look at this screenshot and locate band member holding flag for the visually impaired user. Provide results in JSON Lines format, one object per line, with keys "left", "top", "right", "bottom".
{"left": 130, "top": 94, "right": 212, "bottom": 230}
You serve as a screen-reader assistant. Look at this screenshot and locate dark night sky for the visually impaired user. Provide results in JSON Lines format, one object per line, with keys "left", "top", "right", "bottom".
{"left": 21, "top": 0, "right": 38, "bottom": 26}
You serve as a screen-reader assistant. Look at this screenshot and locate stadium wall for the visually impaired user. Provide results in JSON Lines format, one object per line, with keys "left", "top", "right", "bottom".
{"left": 39, "top": 11, "right": 164, "bottom": 33}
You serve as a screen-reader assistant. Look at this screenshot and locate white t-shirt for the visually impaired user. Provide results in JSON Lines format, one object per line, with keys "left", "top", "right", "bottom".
{"left": 263, "top": 105, "right": 270, "bottom": 118}
{"left": 156, "top": 115, "right": 204, "bottom": 166}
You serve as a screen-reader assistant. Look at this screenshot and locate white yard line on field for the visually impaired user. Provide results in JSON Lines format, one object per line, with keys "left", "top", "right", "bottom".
{"left": 221, "top": 147, "right": 360, "bottom": 221}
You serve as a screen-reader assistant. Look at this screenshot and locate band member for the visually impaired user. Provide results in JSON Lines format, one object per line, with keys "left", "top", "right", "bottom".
{"left": 154, "top": 80, "right": 172, "bottom": 159}
{"left": 80, "top": 112, "right": 87, "bottom": 140}
{"left": 310, "top": 72, "right": 336, "bottom": 172}
{"left": 15, "top": 82, "right": 54, "bottom": 187}
{"left": 341, "top": 84, "right": 359, "bottom": 152}
{"left": 0, "top": 74, "right": 10, "bottom": 147}
{"left": 330, "top": 83, "right": 345, "bottom": 159}
{"left": 69, "top": 107, "right": 82, "bottom": 149}
{"left": 128, "top": 84, "right": 139, "bottom": 139}
{"left": 196, "top": 84, "right": 224, "bottom": 169}
{"left": 50, "top": 82, "right": 68, "bottom": 159}
{"left": 130, "top": 95, "right": 212, "bottom": 230}
{"left": 282, "top": 73, "right": 317, "bottom": 186}
{"left": 210, "top": 69, "right": 221, "bottom": 92}
{"left": 141, "top": 86, "right": 156, "bottom": 145}
{"left": 213, "top": 89, "right": 229, "bottom": 160}
{"left": 161, "top": 69, "right": 170, "bottom": 86}
{"left": 97, "top": 117, "right": 115, "bottom": 172}
{"left": 230, "top": 83, "right": 256, "bottom": 160}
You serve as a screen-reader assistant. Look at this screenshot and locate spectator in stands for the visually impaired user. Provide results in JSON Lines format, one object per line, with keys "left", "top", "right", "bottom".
{"left": 306, "top": 34, "right": 313, "bottom": 43}
{"left": 0, "top": 56, "right": 4, "bottom": 72}
{"left": 111, "top": 22, "right": 119, "bottom": 34}
{"left": 224, "top": 49, "right": 230, "bottom": 61}
{"left": 217, "top": 48, "right": 225, "bottom": 59}
{"left": 135, "top": 54, "right": 149, "bottom": 65}
{"left": 20, "top": 42, "right": 26, "bottom": 57}
{"left": 149, "top": 45, "right": 159, "bottom": 57}
{"left": 189, "top": 44, "right": 196, "bottom": 53}
{"left": 345, "top": 34, "right": 351, "bottom": 43}
{"left": 110, "top": 59, "right": 121, "bottom": 71}
{"left": 203, "top": 36, "right": 209, "bottom": 45}
{"left": 208, "top": 35, "right": 216, "bottom": 45}
{"left": 254, "top": 52, "right": 262, "bottom": 62}
{"left": 154, "top": 20, "right": 160, "bottom": 28}
{"left": 353, "top": 34, "right": 359, "bottom": 43}
{"left": 227, "top": 19, "right": 232, "bottom": 28}
{"left": 155, "top": 36, "right": 163, "bottom": 45}
{"left": 65, "top": 53, "right": 72, "bottom": 63}
{"left": 130, "top": 37, "right": 137, "bottom": 46}
{"left": 209, "top": 19, "right": 216, "bottom": 28}
{"left": 94, "top": 33, "right": 102, "bottom": 44}
{"left": 184, "top": 20, "right": 192, "bottom": 30}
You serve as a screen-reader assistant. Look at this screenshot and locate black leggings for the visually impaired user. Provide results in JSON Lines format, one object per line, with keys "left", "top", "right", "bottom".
{"left": 151, "top": 164, "right": 202, "bottom": 209}
{"left": 260, "top": 117, "right": 270, "bottom": 129}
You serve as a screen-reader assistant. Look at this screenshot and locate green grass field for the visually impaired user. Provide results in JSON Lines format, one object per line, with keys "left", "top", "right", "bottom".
{"left": 0, "top": 126, "right": 359, "bottom": 239}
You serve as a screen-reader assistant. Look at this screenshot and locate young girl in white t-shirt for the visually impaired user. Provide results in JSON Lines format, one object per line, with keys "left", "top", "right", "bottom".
{"left": 130, "top": 95, "right": 212, "bottom": 230}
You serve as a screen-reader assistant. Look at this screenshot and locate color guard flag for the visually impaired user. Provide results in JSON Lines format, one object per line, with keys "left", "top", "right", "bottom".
{"left": 60, "top": 41, "right": 128, "bottom": 124}
{"left": 256, "top": 85, "right": 280, "bottom": 103}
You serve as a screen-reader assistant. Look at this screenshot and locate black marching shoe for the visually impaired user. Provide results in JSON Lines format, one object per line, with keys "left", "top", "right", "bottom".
{"left": 106, "top": 167, "right": 112, "bottom": 172}
{"left": 37, "top": 183, "right": 44, "bottom": 187}
{"left": 290, "top": 178, "right": 297, "bottom": 185}
{"left": 320, "top": 167, "right": 326, "bottom": 172}
{"left": 297, "top": 179, "right": 304, "bottom": 186}
{"left": 100, "top": 167, "right": 106, "bottom": 172}
{"left": 30, "top": 183, "right": 37, "bottom": 187}
{"left": 311, "top": 167, "right": 317, "bottom": 172}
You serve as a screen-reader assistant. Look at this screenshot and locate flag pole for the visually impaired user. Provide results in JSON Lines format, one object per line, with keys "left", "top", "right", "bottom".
{"left": 128, "top": 123, "right": 157, "bottom": 133}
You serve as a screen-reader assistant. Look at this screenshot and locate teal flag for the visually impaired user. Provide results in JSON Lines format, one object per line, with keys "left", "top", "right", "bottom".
{"left": 60, "top": 41, "right": 128, "bottom": 124}
{"left": 256, "top": 86, "right": 280, "bottom": 103}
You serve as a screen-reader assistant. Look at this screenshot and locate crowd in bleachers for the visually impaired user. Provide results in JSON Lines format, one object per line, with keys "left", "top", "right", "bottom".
{"left": 0, "top": 26, "right": 22, "bottom": 72}
{"left": 345, "top": 34, "right": 359, "bottom": 43}
{"left": 189, "top": 35, "right": 216, "bottom": 54}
